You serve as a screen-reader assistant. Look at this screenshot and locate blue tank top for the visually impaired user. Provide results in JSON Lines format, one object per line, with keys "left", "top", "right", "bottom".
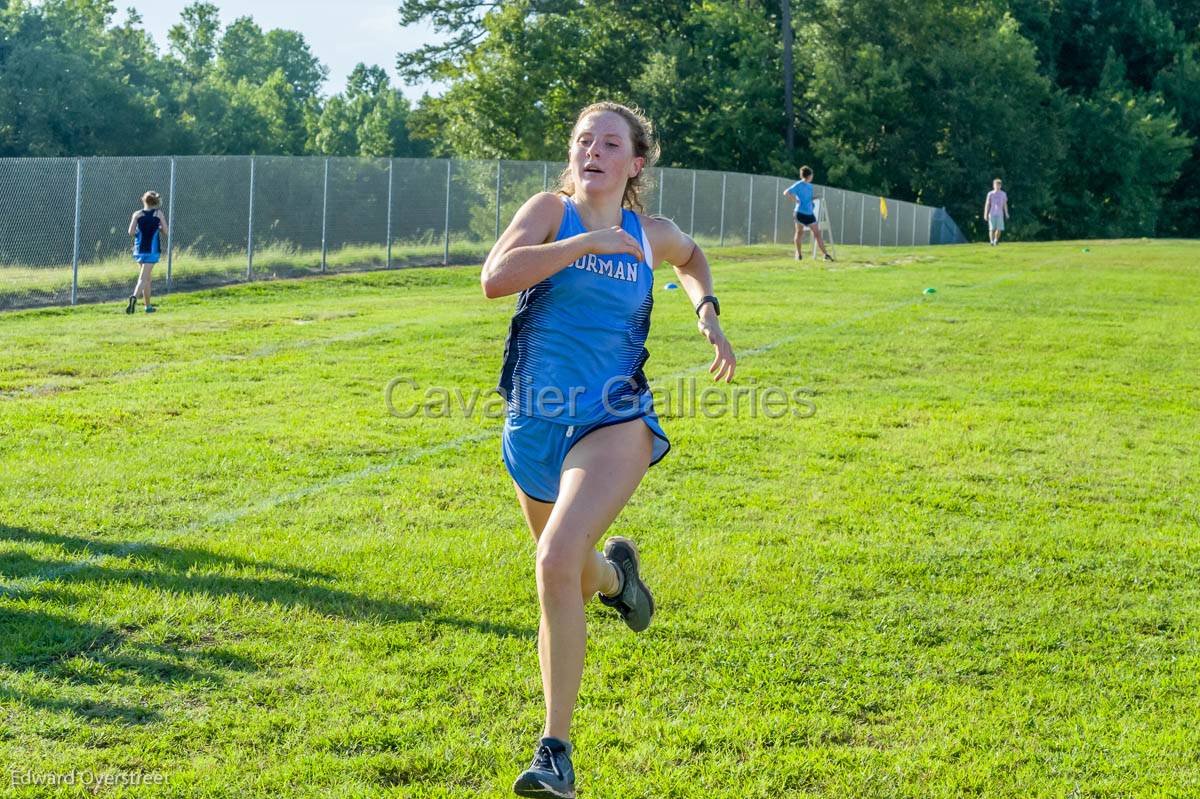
{"left": 497, "top": 197, "right": 654, "bottom": 425}
{"left": 134, "top": 209, "right": 161, "bottom": 256}
{"left": 785, "top": 180, "right": 814, "bottom": 215}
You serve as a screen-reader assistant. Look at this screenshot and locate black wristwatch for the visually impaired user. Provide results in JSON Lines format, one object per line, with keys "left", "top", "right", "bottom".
{"left": 695, "top": 295, "right": 720, "bottom": 317}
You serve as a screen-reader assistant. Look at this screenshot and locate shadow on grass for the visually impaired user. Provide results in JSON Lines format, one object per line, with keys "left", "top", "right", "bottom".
{"left": 0, "top": 680, "right": 160, "bottom": 725}
{"left": 0, "top": 607, "right": 170, "bottom": 723}
{"left": 0, "top": 525, "right": 533, "bottom": 636}
{"left": 0, "top": 523, "right": 534, "bottom": 725}
{"left": 0, "top": 526, "right": 334, "bottom": 582}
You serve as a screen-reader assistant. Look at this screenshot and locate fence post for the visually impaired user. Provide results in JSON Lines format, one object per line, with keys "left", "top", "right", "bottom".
{"left": 821, "top": 188, "right": 829, "bottom": 253}
{"left": 246, "top": 156, "right": 255, "bottom": 279}
{"left": 443, "top": 159, "right": 452, "bottom": 265}
{"left": 689, "top": 170, "right": 697, "bottom": 238}
{"left": 494, "top": 159, "right": 502, "bottom": 240}
{"left": 878, "top": 199, "right": 883, "bottom": 247}
{"left": 718, "top": 173, "right": 727, "bottom": 247}
{"left": 657, "top": 168, "right": 664, "bottom": 216}
{"left": 542, "top": 162, "right": 549, "bottom": 192}
{"left": 773, "top": 178, "right": 780, "bottom": 245}
{"left": 320, "top": 157, "right": 329, "bottom": 273}
{"left": 746, "top": 175, "right": 754, "bottom": 245}
{"left": 911, "top": 203, "right": 918, "bottom": 246}
{"left": 166, "top": 157, "right": 176, "bottom": 293}
{"left": 839, "top": 191, "right": 846, "bottom": 248}
{"left": 859, "top": 194, "right": 865, "bottom": 245}
{"left": 386, "top": 158, "right": 394, "bottom": 268}
{"left": 70, "top": 158, "right": 82, "bottom": 306}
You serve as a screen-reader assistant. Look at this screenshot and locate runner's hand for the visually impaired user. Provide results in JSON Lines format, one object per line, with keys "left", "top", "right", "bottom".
{"left": 584, "top": 226, "right": 644, "bottom": 262}
{"left": 700, "top": 319, "right": 736, "bottom": 382}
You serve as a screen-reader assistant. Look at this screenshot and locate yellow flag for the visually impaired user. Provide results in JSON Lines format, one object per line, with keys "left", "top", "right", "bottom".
{"left": 879, "top": 197, "right": 889, "bottom": 219}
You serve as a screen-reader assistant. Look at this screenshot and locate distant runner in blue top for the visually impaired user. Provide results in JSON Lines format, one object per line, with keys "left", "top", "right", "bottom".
{"left": 125, "top": 191, "right": 169, "bottom": 314}
{"left": 482, "top": 101, "right": 736, "bottom": 799}
{"left": 783, "top": 165, "right": 832, "bottom": 262}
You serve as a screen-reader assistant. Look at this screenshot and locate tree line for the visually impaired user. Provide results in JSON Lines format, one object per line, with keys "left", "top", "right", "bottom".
{"left": 2, "top": 0, "right": 1196, "bottom": 240}
{"left": 0, "top": 1, "right": 427, "bottom": 161}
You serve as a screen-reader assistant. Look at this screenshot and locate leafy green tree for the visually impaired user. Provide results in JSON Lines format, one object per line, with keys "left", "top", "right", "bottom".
{"left": 312, "top": 64, "right": 428, "bottom": 157}
{"left": 167, "top": 1, "right": 221, "bottom": 82}
{"left": 1004, "top": 0, "right": 1198, "bottom": 236}
{"left": 0, "top": 0, "right": 171, "bottom": 156}
{"left": 1154, "top": 43, "right": 1200, "bottom": 235}
{"left": 1050, "top": 51, "right": 1191, "bottom": 237}
{"left": 396, "top": 0, "right": 1198, "bottom": 238}
{"left": 634, "top": 3, "right": 793, "bottom": 173}
{"left": 168, "top": 6, "right": 326, "bottom": 154}
{"left": 805, "top": 2, "right": 1063, "bottom": 239}
{"left": 0, "top": 0, "right": 1196, "bottom": 238}
{"left": 403, "top": 0, "right": 695, "bottom": 160}
{"left": 358, "top": 91, "right": 426, "bottom": 156}
{"left": 216, "top": 16, "right": 269, "bottom": 84}
{"left": 1007, "top": 0, "right": 1191, "bottom": 94}
{"left": 215, "top": 19, "right": 326, "bottom": 102}
{"left": 265, "top": 29, "right": 327, "bottom": 101}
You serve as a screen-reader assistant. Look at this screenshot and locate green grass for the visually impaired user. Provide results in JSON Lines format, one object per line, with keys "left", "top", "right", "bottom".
{"left": 0, "top": 241, "right": 495, "bottom": 308}
{"left": 0, "top": 234, "right": 739, "bottom": 309}
{"left": 0, "top": 240, "right": 1197, "bottom": 798}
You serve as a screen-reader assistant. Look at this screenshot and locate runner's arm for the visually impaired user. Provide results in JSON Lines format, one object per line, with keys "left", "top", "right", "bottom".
{"left": 481, "top": 193, "right": 644, "bottom": 298}
{"left": 645, "top": 216, "right": 736, "bottom": 382}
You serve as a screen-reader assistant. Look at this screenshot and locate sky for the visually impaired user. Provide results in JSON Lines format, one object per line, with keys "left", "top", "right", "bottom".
{"left": 122, "top": 0, "right": 445, "bottom": 99}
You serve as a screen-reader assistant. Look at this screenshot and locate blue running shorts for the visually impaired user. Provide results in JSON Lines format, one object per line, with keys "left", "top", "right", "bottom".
{"left": 502, "top": 406, "right": 670, "bottom": 504}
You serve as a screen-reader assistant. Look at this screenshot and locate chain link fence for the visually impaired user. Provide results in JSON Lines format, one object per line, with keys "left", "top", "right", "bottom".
{"left": 0, "top": 156, "right": 962, "bottom": 311}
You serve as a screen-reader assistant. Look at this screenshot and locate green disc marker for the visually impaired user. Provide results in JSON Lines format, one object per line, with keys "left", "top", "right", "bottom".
{"left": 1082, "top": 248, "right": 1090, "bottom": 253}
{"left": 923, "top": 287, "right": 937, "bottom": 295}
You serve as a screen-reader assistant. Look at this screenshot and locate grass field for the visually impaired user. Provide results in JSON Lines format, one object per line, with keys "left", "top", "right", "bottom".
{"left": 0, "top": 242, "right": 492, "bottom": 310}
{"left": 0, "top": 235, "right": 734, "bottom": 311}
{"left": 1, "top": 240, "right": 1197, "bottom": 798}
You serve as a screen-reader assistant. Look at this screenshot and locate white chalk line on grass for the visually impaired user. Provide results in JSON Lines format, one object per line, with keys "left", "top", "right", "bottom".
{"left": 0, "top": 430, "right": 495, "bottom": 597}
{"left": 2, "top": 268, "right": 1019, "bottom": 597}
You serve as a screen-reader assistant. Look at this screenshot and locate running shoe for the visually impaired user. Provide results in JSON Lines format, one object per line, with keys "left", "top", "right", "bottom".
{"left": 598, "top": 536, "right": 655, "bottom": 632}
{"left": 126, "top": 295, "right": 137, "bottom": 314}
{"left": 513, "top": 737, "right": 575, "bottom": 798}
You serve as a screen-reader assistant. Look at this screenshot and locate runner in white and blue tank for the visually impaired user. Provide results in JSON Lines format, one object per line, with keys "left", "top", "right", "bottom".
{"left": 783, "top": 165, "right": 833, "bottom": 262}
{"left": 482, "top": 102, "right": 736, "bottom": 799}
{"left": 498, "top": 195, "right": 669, "bottom": 504}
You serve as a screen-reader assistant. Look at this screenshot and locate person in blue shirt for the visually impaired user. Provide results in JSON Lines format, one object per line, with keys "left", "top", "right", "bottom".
{"left": 783, "top": 165, "right": 832, "bottom": 261}
{"left": 482, "top": 101, "right": 736, "bottom": 798}
{"left": 125, "top": 191, "right": 169, "bottom": 314}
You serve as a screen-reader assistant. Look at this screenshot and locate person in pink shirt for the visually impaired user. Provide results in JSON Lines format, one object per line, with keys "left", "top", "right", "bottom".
{"left": 984, "top": 179, "right": 1009, "bottom": 246}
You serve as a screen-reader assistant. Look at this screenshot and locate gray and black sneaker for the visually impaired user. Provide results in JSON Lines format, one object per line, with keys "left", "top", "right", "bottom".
{"left": 125, "top": 295, "right": 137, "bottom": 314}
{"left": 598, "top": 536, "right": 655, "bottom": 632}
{"left": 513, "top": 737, "right": 575, "bottom": 798}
